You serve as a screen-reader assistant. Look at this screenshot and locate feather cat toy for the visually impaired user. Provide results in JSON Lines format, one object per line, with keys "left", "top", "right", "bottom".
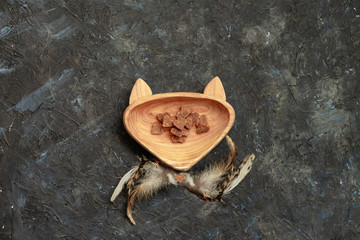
{"left": 110, "top": 77, "right": 255, "bottom": 224}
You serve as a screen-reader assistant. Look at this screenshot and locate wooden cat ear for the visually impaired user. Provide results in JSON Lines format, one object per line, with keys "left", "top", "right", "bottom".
{"left": 129, "top": 78, "right": 152, "bottom": 105}
{"left": 203, "top": 76, "right": 226, "bottom": 101}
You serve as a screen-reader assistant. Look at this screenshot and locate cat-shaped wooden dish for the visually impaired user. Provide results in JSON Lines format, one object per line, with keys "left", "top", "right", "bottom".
{"left": 123, "top": 77, "right": 235, "bottom": 171}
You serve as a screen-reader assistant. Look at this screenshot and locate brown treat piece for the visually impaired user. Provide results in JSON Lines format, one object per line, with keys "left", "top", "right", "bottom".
{"left": 189, "top": 112, "right": 200, "bottom": 123}
{"left": 173, "top": 117, "right": 186, "bottom": 130}
{"left": 196, "top": 123, "right": 210, "bottom": 133}
{"left": 151, "top": 122, "right": 164, "bottom": 135}
{"left": 162, "top": 114, "right": 173, "bottom": 127}
{"left": 181, "top": 128, "right": 190, "bottom": 137}
{"left": 171, "top": 135, "right": 186, "bottom": 143}
{"left": 163, "top": 112, "right": 171, "bottom": 120}
{"left": 196, "top": 114, "right": 208, "bottom": 127}
{"left": 171, "top": 127, "right": 182, "bottom": 137}
{"left": 176, "top": 111, "right": 184, "bottom": 119}
{"left": 157, "top": 113, "right": 164, "bottom": 122}
{"left": 184, "top": 117, "right": 193, "bottom": 129}
{"left": 181, "top": 106, "right": 192, "bottom": 116}
{"left": 177, "top": 106, "right": 192, "bottom": 118}
{"left": 171, "top": 127, "right": 190, "bottom": 137}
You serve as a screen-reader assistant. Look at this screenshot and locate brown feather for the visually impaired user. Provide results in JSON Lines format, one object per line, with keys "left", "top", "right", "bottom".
{"left": 224, "top": 153, "right": 255, "bottom": 194}
{"left": 183, "top": 135, "right": 254, "bottom": 201}
{"left": 222, "top": 135, "right": 238, "bottom": 172}
{"left": 127, "top": 188, "right": 139, "bottom": 225}
{"left": 125, "top": 160, "right": 175, "bottom": 224}
{"left": 126, "top": 161, "right": 146, "bottom": 195}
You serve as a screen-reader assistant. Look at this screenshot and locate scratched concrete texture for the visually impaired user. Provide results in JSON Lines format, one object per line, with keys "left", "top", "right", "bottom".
{"left": 0, "top": 0, "right": 360, "bottom": 239}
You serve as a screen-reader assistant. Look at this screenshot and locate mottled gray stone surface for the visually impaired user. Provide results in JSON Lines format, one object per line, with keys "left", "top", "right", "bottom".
{"left": 1, "top": 0, "right": 359, "bottom": 239}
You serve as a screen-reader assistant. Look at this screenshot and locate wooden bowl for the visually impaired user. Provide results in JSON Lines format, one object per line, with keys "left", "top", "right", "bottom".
{"left": 123, "top": 77, "right": 235, "bottom": 171}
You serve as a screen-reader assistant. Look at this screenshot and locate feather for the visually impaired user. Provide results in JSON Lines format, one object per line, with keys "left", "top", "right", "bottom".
{"left": 183, "top": 135, "right": 254, "bottom": 201}
{"left": 111, "top": 136, "right": 254, "bottom": 224}
{"left": 125, "top": 161, "right": 175, "bottom": 224}
{"left": 127, "top": 188, "right": 139, "bottom": 225}
{"left": 132, "top": 161, "right": 173, "bottom": 197}
{"left": 196, "top": 135, "right": 239, "bottom": 197}
{"left": 222, "top": 135, "right": 238, "bottom": 172}
{"left": 224, "top": 153, "right": 255, "bottom": 193}
{"left": 110, "top": 166, "right": 138, "bottom": 202}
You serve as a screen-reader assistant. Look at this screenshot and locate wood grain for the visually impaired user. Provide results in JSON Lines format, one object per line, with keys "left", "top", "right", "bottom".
{"left": 129, "top": 78, "right": 153, "bottom": 105}
{"left": 203, "top": 76, "right": 226, "bottom": 101}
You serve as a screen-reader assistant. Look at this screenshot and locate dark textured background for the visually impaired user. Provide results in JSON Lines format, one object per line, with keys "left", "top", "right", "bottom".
{"left": 1, "top": 0, "right": 360, "bottom": 239}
